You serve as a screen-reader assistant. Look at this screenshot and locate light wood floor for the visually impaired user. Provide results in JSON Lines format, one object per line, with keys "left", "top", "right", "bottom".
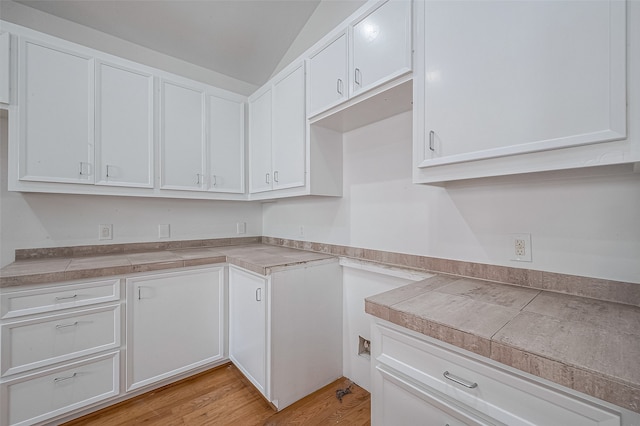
{"left": 63, "top": 363, "right": 371, "bottom": 425}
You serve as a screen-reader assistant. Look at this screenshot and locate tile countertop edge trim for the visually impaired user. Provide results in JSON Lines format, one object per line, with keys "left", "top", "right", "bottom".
{"left": 262, "top": 237, "right": 640, "bottom": 307}
{"left": 13, "top": 236, "right": 263, "bottom": 260}
{"left": 367, "top": 303, "right": 640, "bottom": 415}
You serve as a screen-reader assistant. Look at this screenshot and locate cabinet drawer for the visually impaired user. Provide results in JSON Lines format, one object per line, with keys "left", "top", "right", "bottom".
{"left": 1, "top": 351, "right": 119, "bottom": 426}
{"left": 1, "top": 304, "right": 120, "bottom": 377}
{"left": 1, "top": 279, "right": 120, "bottom": 319}
{"left": 375, "top": 323, "right": 620, "bottom": 426}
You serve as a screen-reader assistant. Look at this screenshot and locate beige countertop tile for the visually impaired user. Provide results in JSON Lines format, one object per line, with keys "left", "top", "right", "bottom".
{"left": 365, "top": 277, "right": 640, "bottom": 414}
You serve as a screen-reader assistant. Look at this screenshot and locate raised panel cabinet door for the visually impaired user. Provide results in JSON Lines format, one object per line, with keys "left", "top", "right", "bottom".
{"left": 351, "top": 0, "right": 412, "bottom": 97}
{"left": 420, "top": 0, "right": 626, "bottom": 166}
{"left": 248, "top": 88, "right": 273, "bottom": 193}
{"left": 307, "top": 33, "right": 348, "bottom": 117}
{"left": 228, "top": 266, "right": 267, "bottom": 396}
{"left": 271, "top": 63, "right": 305, "bottom": 190}
{"left": 126, "top": 267, "right": 224, "bottom": 391}
{"left": 19, "top": 39, "right": 94, "bottom": 183}
{"left": 209, "top": 94, "right": 244, "bottom": 193}
{"left": 96, "top": 62, "right": 153, "bottom": 188}
{"left": 160, "top": 80, "right": 206, "bottom": 190}
{"left": 0, "top": 32, "right": 9, "bottom": 104}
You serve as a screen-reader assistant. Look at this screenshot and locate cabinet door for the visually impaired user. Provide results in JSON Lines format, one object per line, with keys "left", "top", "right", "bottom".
{"left": 209, "top": 94, "right": 244, "bottom": 193}
{"left": 272, "top": 63, "right": 305, "bottom": 190}
{"left": 351, "top": 0, "right": 412, "bottom": 96}
{"left": 419, "top": 0, "right": 626, "bottom": 166}
{"left": 0, "top": 32, "right": 9, "bottom": 104}
{"left": 126, "top": 267, "right": 224, "bottom": 391}
{"left": 160, "top": 80, "right": 206, "bottom": 190}
{"left": 307, "top": 33, "right": 348, "bottom": 117}
{"left": 228, "top": 266, "right": 267, "bottom": 396}
{"left": 19, "top": 39, "right": 93, "bottom": 184}
{"left": 95, "top": 62, "right": 153, "bottom": 188}
{"left": 248, "top": 88, "right": 273, "bottom": 193}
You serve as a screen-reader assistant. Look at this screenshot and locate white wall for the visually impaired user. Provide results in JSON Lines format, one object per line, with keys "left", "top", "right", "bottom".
{"left": 263, "top": 111, "right": 640, "bottom": 284}
{"left": 0, "top": 115, "right": 262, "bottom": 267}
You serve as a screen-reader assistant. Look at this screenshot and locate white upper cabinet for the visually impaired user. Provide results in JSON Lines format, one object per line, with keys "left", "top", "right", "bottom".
{"left": 413, "top": 0, "right": 631, "bottom": 183}
{"left": 249, "top": 62, "right": 306, "bottom": 195}
{"left": 271, "top": 63, "right": 306, "bottom": 190}
{"left": 350, "top": 0, "right": 412, "bottom": 97}
{"left": 95, "top": 62, "right": 154, "bottom": 188}
{"left": 208, "top": 94, "right": 245, "bottom": 193}
{"left": 248, "top": 88, "right": 273, "bottom": 193}
{"left": 19, "top": 39, "right": 94, "bottom": 184}
{"left": 307, "top": 0, "right": 412, "bottom": 118}
{"left": 307, "top": 32, "right": 348, "bottom": 117}
{"left": 160, "top": 79, "right": 206, "bottom": 191}
{"left": 0, "top": 32, "right": 9, "bottom": 105}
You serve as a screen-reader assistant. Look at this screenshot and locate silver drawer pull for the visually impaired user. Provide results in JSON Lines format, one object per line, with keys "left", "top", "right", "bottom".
{"left": 443, "top": 371, "right": 478, "bottom": 389}
{"left": 55, "top": 321, "right": 79, "bottom": 329}
{"left": 256, "top": 288, "right": 262, "bottom": 302}
{"left": 55, "top": 294, "right": 78, "bottom": 301}
{"left": 54, "top": 372, "right": 78, "bottom": 383}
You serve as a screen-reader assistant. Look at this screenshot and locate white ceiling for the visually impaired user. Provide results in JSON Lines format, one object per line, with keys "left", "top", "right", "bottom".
{"left": 13, "top": 0, "right": 323, "bottom": 87}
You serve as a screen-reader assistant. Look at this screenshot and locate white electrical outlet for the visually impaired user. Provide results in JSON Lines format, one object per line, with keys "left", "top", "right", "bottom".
{"left": 236, "top": 222, "right": 246, "bottom": 234}
{"left": 510, "top": 233, "right": 532, "bottom": 262}
{"left": 98, "top": 224, "right": 113, "bottom": 240}
{"left": 158, "top": 224, "right": 170, "bottom": 239}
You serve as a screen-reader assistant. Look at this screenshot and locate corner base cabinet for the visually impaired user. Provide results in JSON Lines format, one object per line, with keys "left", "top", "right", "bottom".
{"left": 126, "top": 266, "right": 225, "bottom": 391}
{"left": 229, "top": 260, "right": 343, "bottom": 410}
{"left": 371, "top": 319, "right": 637, "bottom": 426}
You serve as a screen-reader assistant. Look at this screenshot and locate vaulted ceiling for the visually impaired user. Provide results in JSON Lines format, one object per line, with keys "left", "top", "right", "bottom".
{"left": 13, "top": 0, "right": 324, "bottom": 87}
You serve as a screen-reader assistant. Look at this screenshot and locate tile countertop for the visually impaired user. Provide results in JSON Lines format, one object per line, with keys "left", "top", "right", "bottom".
{"left": 0, "top": 244, "right": 336, "bottom": 287}
{"left": 365, "top": 274, "right": 640, "bottom": 415}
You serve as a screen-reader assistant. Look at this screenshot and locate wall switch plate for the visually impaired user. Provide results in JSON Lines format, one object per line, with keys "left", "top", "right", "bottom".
{"left": 98, "top": 224, "right": 113, "bottom": 240}
{"left": 158, "top": 224, "right": 170, "bottom": 239}
{"left": 236, "top": 222, "right": 246, "bottom": 234}
{"left": 510, "top": 233, "right": 532, "bottom": 262}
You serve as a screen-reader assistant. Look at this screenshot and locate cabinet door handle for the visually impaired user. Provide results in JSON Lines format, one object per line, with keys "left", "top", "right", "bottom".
{"left": 54, "top": 372, "right": 78, "bottom": 383}
{"left": 337, "top": 78, "right": 343, "bottom": 95}
{"left": 429, "top": 130, "right": 435, "bottom": 152}
{"left": 443, "top": 371, "right": 478, "bottom": 389}
{"left": 354, "top": 68, "right": 361, "bottom": 86}
{"left": 265, "top": 173, "right": 270, "bottom": 184}
{"left": 55, "top": 294, "right": 78, "bottom": 301}
{"left": 274, "top": 171, "right": 279, "bottom": 183}
{"left": 256, "top": 288, "right": 262, "bottom": 302}
{"left": 212, "top": 174, "right": 217, "bottom": 187}
{"left": 196, "top": 173, "right": 202, "bottom": 185}
{"left": 55, "top": 321, "right": 79, "bottom": 329}
{"left": 78, "top": 162, "right": 84, "bottom": 176}
{"left": 106, "top": 164, "right": 111, "bottom": 178}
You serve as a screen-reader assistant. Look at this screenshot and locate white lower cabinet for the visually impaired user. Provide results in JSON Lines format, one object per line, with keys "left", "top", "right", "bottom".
{"left": 125, "top": 266, "right": 225, "bottom": 391}
{"left": 371, "top": 320, "right": 624, "bottom": 426}
{"left": 1, "top": 352, "right": 119, "bottom": 426}
{"left": 228, "top": 260, "right": 343, "bottom": 410}
{"left": 0, "top": 278, "right": 123, "bottom": 426}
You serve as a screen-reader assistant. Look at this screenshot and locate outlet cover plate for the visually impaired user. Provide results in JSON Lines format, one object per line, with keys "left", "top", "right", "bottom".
{"left": 98, "top": 224, "right": 113, "bottom": 240}
{"left": 510, "top": 233, "right": 532, "bottom": 262}
{"left": 158, "top": 224, "right": 170, "bottom": 239}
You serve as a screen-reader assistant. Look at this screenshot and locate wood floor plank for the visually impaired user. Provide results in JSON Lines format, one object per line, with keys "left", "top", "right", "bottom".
{"left": 63, "top": 364, "right": 370, "bottom": 426}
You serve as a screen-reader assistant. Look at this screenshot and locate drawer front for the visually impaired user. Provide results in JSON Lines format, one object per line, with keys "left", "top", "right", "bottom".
{"left": 1, "top": 304, "right": 120, "bottom": 377}
{"left": 1, "top": 351, "right": 119, "bottom": 426}
{"left": 1, "top": 279, "right": 120, "bottom": 319}
{"left": 376, "top": 364, "right": 500, "bottom": 426}
{"left": 375, "top": 322, "right": 620, "bottom": 426}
